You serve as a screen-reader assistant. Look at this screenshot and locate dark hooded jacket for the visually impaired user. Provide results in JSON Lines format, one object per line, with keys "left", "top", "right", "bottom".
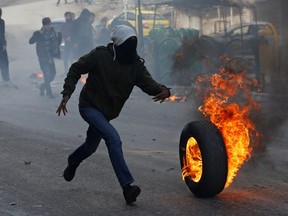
{"left": 61, "top": 43, "right": 166, "bottom": 120}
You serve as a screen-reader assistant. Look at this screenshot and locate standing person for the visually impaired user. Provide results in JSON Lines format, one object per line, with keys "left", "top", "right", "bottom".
{"left": 60, "top": 11, "right": 74, "bottom": 73}
{"left": 29, "top": 17, "right": 62, "bottom": 98}
{"left": 0, "top": 8, "right": 10, "bottom": 85}
{"left": 56, "top": 25, "right": 170, "bottom": 204}
{"left": 71, "top": 9, "right": 93, "bottom": 59}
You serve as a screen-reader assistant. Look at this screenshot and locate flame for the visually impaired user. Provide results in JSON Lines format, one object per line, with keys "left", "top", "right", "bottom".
{"left": 36, "top": 73, "right": 43, "bottom": 78}
{"left": 166, "top": 95, "right": 187, "bottom": 102}
{"left": 198, "top": 62, "right": 261, "bottom": 187}
{"left": 182, "top": 137, "right": 202, "bottom": 182}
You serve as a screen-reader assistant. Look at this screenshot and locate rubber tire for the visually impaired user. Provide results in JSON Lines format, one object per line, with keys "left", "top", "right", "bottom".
{"left": 179, "top": 120, "right": 228, "bottom": 198}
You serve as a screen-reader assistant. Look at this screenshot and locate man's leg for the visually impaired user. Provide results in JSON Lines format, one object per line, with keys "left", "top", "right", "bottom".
{"left": 0, "top": 50, "right": 10, "bottom": 82}
{"left": 39, "top": 59, "right": 49, "bottom": 96}
{"left": 79, "top": 107, "right": 141, "bottom": 204}
{"left": 79, "top": 107, "right": 134, "bottom": 188}
{"left": 63, "top": 125, "right": 101, "bottom": 181}
{"left": 45, "top": 60, "right": 56, "bottom": 98}
{"left": 69, "top": 125, "right": 101, "bottom": 164}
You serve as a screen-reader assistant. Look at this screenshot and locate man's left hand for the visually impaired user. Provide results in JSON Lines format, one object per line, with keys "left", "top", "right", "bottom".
{"left": 153, "top": 87, "right": 170, "bottom": 103}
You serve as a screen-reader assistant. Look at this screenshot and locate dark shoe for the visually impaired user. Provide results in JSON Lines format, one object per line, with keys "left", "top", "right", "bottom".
{"left": 63, "top": 159, "right": 79, "bottom": 182}
{"left": 123, "top": 185, "right": 141, "bottom": 205}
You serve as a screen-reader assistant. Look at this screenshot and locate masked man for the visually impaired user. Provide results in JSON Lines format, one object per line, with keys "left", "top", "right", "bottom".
{"left": 56, "top": 25, "right": 170, "bottom": 205}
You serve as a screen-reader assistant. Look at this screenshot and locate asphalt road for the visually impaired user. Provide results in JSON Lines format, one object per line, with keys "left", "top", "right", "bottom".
{"left": 0, "top": 1, "right": 288, "bottom": 216}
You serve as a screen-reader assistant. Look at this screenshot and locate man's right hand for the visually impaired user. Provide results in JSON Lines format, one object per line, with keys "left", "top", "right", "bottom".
{"left": 56, "top": 95, "right": 70, "bottom": 116}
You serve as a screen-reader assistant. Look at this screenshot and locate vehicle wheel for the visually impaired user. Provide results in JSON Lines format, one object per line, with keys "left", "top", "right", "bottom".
{"left": 179, "top": 120, "right": 228, "bottom": 197}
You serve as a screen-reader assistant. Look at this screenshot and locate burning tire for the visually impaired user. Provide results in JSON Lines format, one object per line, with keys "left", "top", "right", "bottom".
{"left": 179, "top": 120, "right": 228, "bottom": 197}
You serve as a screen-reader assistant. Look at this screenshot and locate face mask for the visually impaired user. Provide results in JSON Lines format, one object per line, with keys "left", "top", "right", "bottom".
{"left": 114, "top": 37, "right": 137, "bottom": 63}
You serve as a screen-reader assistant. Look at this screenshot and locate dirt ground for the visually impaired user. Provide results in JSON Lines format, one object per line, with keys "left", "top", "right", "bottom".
{"left": 0, "top": 1, "right": 287, "bottom": 216}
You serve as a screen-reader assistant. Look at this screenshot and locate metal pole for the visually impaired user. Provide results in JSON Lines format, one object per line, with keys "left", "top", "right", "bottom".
{"left": 137, "top": 0, "right": 144, "bottom": 54}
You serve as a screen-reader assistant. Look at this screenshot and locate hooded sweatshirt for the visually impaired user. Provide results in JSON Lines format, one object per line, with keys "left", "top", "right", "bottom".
{"left": 61, "top": 26, "right": 168, "bottom": 120}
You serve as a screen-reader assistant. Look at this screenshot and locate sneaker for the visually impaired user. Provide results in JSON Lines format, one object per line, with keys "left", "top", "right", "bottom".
{"left": 63, "top": 159, "right": 79, "bottom": 182}
{"left": 123, "top": 185, "right": 141, "bottom": 205}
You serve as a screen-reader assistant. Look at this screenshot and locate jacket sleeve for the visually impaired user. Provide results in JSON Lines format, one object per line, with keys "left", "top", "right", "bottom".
{"left": 61, "top": 49, "right": 97, "bottom": 97}
{"left": 135, "top": 59, "right": 169, "bottom": 96}
{"left": 0, "top": 19, "right": 6, "bottom": 46}
{"left": 29, "top": 31, "right": 40, "bottom": 44}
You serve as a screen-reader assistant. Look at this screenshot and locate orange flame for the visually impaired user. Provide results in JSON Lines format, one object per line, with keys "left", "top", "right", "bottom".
{"left": 182, "top": 137, "right": 202, "bottom": 182}
{"left": 198, "top": 65, "right": 261, "bottom": 187}
{"left": 36, "top": 73, "right": 43, "bottom": 78}
{"left": 166, "top": 95, "right": 187, "bottom": 102}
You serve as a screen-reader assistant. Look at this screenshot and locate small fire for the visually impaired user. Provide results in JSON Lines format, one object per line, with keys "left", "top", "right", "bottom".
{"left": 166, "top": 95, "right": 187, "bottom": 102}
{"left": 34, "top": 72, "right": 44, "bottom": 79}
{"left": 198, "top": 59, "right": 261, "bottom": 187}
{"left": 36, "top": 73, "right": 43, "bottom": 78}
{"left": 182, "top": 137, "right": 202, "bottom": 182}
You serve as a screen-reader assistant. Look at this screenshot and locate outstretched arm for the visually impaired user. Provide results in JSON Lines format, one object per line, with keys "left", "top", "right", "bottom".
{"left": 56, "top": 49, "right": 97, "bottom": 116}
{"left": 135, "top": 62, "right": 171, "bottom": 102}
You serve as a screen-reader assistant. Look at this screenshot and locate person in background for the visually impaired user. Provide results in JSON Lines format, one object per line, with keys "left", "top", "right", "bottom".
{"left": 60, "top": 11, "right": 74, "bottom": 73}
{"left": 0, "top": 8, "right": 11, "bottom": 86}
{"left": 56, "top": 25, "right": 170, "bottom": 205}
{"left": 71, "top": 8, "right": 93, "bottom": 59}
{"left": 95, "top": 16, "right": 110, "bottom": 46}
{"left": 70, "top": 12, "right": 75, "bottom": 20}
{"left": 29, "top": 17, "right": 62, "bottom": 98}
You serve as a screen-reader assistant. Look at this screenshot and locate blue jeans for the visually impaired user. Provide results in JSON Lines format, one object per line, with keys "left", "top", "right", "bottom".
{"left": 68, "top": 107, "right": 134, "bottom": 188}
{"left": 39, "top": 58, "right": 56, "bottom": 96}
